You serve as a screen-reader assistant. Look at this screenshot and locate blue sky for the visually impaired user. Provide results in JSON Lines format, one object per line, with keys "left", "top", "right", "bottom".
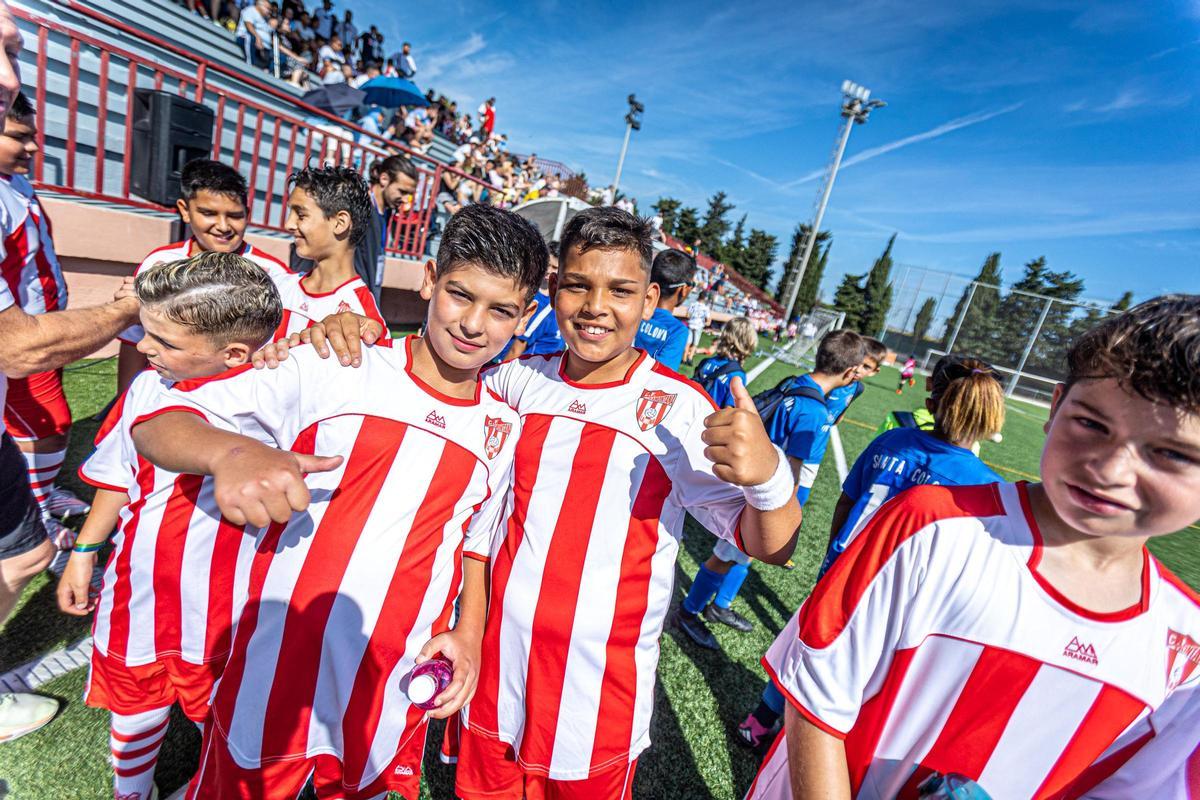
{"left": 344, "top": 0, "right": 1199, "bottom": 304}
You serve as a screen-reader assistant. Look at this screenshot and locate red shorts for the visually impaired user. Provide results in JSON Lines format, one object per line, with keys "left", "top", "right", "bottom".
{"left": 3, "top": 368, "right": 72, "bottom": 440}
{"left": 456, "top": 725, "right": 637, "bottom": 800}
{"left": 84, "top": 648, "right": 222, "bottom": 723}
{"left": 186, "top": 720, "right": 427, "bottom": 800}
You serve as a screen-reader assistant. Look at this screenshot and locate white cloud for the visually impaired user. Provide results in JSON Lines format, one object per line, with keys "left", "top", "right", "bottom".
{"left": 421, "top": 33, "right": 487, "bottom": 81}
{"left": 783, "top": 103, "right": 1025, "bottom": 188}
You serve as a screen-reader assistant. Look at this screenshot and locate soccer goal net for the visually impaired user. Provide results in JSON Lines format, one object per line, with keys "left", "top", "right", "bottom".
{"left": 774, "top": 308, "right": 845, "bottom": 367}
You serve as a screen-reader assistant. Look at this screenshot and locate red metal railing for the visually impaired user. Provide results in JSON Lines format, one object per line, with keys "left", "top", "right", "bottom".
{"left": 14, "top": 2, "right": 492, "bottom": 259}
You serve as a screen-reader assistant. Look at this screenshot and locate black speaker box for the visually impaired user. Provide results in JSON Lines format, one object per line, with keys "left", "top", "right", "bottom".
{"left": 129, "top": 89, "right": 215, "bottom": 206}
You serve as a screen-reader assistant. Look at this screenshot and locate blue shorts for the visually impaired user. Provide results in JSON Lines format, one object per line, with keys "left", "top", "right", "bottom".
{"left": 0, "top": 435, "right": 47, "bottom": 560}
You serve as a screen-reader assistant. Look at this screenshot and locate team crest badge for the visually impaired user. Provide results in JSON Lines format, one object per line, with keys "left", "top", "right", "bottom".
{"left": 1166, "top": 629, "right": 1200, "bottom": 691}
{"left": 636, "top": 389, "right": 676, "bottom": 431}
{"left": 484, "top": 416, "right": 512, "bottom": 459}
{"left": 336, "top": 300, "right": 352, "bottom": 314}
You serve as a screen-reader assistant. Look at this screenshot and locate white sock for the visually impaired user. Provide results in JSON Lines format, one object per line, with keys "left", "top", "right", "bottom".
{"left": 110, "top": 706, "right": 171, "bottom": 800}
{"left": 22, "top": 448, "right": 65, "bottom": 513}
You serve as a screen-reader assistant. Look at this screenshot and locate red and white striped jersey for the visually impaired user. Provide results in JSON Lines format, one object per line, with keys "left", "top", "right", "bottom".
{"left": 748, "top": 481, "right": 1200, "bottom": 800}
{"left": 79, "top": 371, "right": 260, "bottom": 668}
{"left": 0, "top": 174, "right": 67, "bottom": 315}
{"left": 118, "top": 239, "right": 297, "bottom": 344}
{"left": 0, "top": 280, "right": 13, "bottom": 409}
{"left": 271, "top": 271, "right": 390, "bottom": 340}
{"left": 464, "top": 351, "right": 749, "bottom": 780}
{"left": 152, "top": 337, "right": 516, "bottom": 790}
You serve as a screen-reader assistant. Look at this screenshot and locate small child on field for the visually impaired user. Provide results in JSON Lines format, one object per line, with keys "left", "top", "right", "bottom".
{"left": 747, "top": 295, "right": 1200, "bottom": 799}
{"left": 59, "top": 252, "right": 283, "bottom": 800}
{"left": 694, "top": 316, "right": 757, "bottom": 408}
{"left": 896, "top": 354, "right": 916, "bottom": 393}
{"left": 824, "top": 336, "right": 887, "bottom": 424}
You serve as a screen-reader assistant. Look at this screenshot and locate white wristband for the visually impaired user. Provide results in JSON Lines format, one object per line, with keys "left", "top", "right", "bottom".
{"left": 742, "top": 444, "right": 793, "bottom": 511}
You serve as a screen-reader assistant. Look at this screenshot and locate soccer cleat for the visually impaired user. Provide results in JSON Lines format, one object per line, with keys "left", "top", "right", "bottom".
{"left": 43, "top": 486, "right": 91, "bottom": 520}
{"left": 782, "top": 559, "right": 796, "bottom": 570}
{"left": 736, "top": 713, "right": 772, "bottom": 749}
{"left": 44, "top": 516, "right": 77, "bottom": 550}
{"left": 673, "top": 608, "right": 719, "bottom": 650}
{"left": 0, "top": 692, "right": 59, "bottom": 742}
{"left": 704, "top": 603, "right": 753, "bottom": 632}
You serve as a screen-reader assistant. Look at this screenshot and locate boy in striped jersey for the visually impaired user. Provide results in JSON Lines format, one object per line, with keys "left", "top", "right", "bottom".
{"left": 748, "top": 296, "right": 1200, "bottom": 799}
{"left": 58, "top": 252, "right": 285, "bottom": 800}
{"left": 129, "top": 205, "right": 547, "bottom": 800}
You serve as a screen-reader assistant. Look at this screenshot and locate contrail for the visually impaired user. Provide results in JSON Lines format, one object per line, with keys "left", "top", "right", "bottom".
{"left": 783, "top": 102, "right": 1025, "bottom": 188}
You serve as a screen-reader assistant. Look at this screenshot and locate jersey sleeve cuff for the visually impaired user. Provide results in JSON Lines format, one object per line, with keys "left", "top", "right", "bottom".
{"left": 463, "top": 552, "right": 490, "bottom": 564}
{"left": 129, "top": 405, "right": 210, "bottom": 429}
{"left": 77, "top": 465, "right": 127, "bottom": 494}
{"left": 761, "top": 656, "right": 848, "bottom": 740}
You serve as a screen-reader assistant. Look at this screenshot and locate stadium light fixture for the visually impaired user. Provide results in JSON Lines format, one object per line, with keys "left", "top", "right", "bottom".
{"left": 782, "top": 80, "right": 887, "bottom": 321}
{"left": 611, "top": 94, "right": 644, "bottom": 198}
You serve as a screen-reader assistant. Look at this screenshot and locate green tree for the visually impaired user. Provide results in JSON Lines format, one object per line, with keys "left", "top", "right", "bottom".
{"left": 858, "top": 234, "right": 895, "bottom": 336}
{"left": 996, "top": 257, "right": 1084, "bottom": 375}
{"left": 652, "top": 197, "right": 681, "bottom": 235}
{"left": 910, "top": 297, "right": 936, "bottom": 354}
{"left": 674, "top": 207, "right": 701, "bottom": 247}
{"left": 739, "top": 228, "right": 778, "bottom": 290}
{"left": 944, "top": 252, "right": 1004, "bottom": 361}
{"left": 720, "top": 214, "right": 747, "bottom": 265}
{"left": 699, "top": 191, "right": 735, "bottom": 253}
{"left": 1112, "top": 291, "right": 1133, "bottom": 311}
{"left": 775, "top": 224, "right": 830, "bottom": 310}
{"left": 832, "top": 272, "right": 866, "bottom": 324}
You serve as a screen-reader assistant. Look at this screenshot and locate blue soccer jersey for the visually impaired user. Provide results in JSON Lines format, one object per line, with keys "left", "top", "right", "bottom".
{"left": 765, "top": 373, "right": 830, "bottom": 505}
{"left": 825, "top": 380, "right": 864, "bottom": 424}
{"left": 823, "top": 426, "right": 1002, "bottom": 572}
{"left": 522, "top": 291, "right": 563, "bottom": 355}
{"left": 636, "top": 307, "right": 689, "bottom": 371}
{"left": 694, "top": 355, "right": 745, "bottom": 408}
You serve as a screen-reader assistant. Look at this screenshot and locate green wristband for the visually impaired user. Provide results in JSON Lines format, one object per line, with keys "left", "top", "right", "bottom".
{"left": 72, "top": 542, "right": 104, "bottom": 553}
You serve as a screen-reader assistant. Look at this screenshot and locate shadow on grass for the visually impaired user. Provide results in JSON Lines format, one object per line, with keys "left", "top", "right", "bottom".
{"left": 0, "top": 577, "right": 92, "bottom": 673}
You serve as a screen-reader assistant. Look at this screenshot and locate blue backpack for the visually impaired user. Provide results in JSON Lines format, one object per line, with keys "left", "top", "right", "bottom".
{"left": 694, "top": 357, "right": 743, "bottom": 400}
{"left": 752, "top": 376, "right": 826, "bottom": 426}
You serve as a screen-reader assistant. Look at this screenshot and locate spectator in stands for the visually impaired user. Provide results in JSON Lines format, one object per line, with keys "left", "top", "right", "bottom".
{"left": 318, "top": 34, "right": 347, "bottom": 83}
{"left": 295, "top": 10, "right": 316, "bottom": 45}
{"left": 350, "top": 61, "right": 380, "bottom": 88}
{"left": 360, "top": 25, "right": 383, "bottom": 64}
{"left": 478, "top": 96, "right": 496, "bottom": 137}
{"left": 312, "top": 0, "right": 335, "bottom": 40}
{"left": 339, "top": 10, "right": 357, "bottom": 58}
{"left": 235, "top": 0, "right": 273, "bottom": 69}
{"left": 397, "top": 41, "right": 417, "bottom": 79}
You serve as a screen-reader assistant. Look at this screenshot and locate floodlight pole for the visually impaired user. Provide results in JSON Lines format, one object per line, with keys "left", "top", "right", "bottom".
{"left": 782, "top": 81, "right": 885, "bottom": 322}
{"left": 611, "top": 121, "right": 633, "bottom": 197}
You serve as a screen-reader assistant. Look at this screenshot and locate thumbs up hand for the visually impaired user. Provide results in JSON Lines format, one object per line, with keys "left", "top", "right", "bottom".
{"left": 701, "top": 376, "right": 779, "bottom": 486}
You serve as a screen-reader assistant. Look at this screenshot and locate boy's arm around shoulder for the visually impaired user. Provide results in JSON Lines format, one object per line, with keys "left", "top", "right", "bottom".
{"left": 689, "top": 377, "right": 801, "bottom": 565}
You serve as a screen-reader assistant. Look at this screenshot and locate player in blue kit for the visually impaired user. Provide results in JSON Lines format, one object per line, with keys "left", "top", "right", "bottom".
{"left": 503, "top": 240, "right": 562, "bottom": 359}
{"left": 635, "top": 248, "right": 694, "bottom": 370}
{"left": 736, "top": 354, "right": 1008, "bottom": 749}
{"left": 675, "top": 330, "right": 865, "bottom": 648}
{"left": 693, "top": 317, "right": 756, "bottom": 407}
{"left": 823, "top": 337, "right": 886, "bottom": 423}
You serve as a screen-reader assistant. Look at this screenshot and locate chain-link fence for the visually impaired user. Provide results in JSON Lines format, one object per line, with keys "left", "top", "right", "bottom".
{"left": 878, "top": 265, "right": 1119, "bottom": 403}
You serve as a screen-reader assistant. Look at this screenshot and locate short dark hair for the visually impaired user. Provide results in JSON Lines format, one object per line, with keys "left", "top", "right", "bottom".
{"left": 1067, "top": 294, "right": 1200, "bottom": 414}
{"left": 863, "top": 336, "right": 888, "bottom": 362}
{"left": 436, "top": 204, "right": 548, "bottom": 303}
{"left": 287, "top": 166, "right": 372, "bottom": 247}
{"left": 180, "top": 159, "right": 248, "bottom": 206}
{"left": 650, "top": 248, "right": 695, "bottom": 293}
{"left": 546, "top": 240, "right": 560, "bottom": 260}
{"left": 814, "top": 329, "right": 866, "bottom": 374}
{"left": 559, "top": 206, "right": 654, "bottom": 272}
{"left": 6, "top": 92, "right": 33, "bottom": 121}
{"left": 373, "top": 154, "right": 418, "bottom": 185}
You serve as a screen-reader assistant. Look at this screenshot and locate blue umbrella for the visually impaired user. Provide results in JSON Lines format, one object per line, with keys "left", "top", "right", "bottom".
{"left": 360, "top": 76, "right": 428, "bottom": 109}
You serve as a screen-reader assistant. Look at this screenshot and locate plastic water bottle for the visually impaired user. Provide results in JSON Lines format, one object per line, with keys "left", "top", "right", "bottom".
{"left": 406, "top": 656, "right": 453, "bottom": 711}
{"left": 918, "top": 773, "right": 992, "bottom": 799}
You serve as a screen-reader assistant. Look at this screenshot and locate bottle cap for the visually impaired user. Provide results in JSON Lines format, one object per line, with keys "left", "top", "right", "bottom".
{"left": 408, "top": 673, "right": 437, "bottom": 705}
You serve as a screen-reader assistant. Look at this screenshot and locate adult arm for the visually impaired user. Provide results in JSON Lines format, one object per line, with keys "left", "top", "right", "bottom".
{"left": 0, "top": 291, "right": 138, "bottom": 378}
{"left": 785, "top": 706, "right": 852, "bottom": 800}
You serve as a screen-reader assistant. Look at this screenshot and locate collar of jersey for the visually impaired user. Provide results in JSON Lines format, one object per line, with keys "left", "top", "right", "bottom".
{"left": 171, "top": 361, "right": 256, "bottom": 392}
{"left": 298, "top": 273, "right": 360, "bottom": 298}
{"left": 1016, "top": 481, "right": 1152, "bottom": 623}
{"left": 403, "top": 335, "right": 480, "bottom": 406}
{"left": 556, "top": 348, "right": 647, "bottom": 390}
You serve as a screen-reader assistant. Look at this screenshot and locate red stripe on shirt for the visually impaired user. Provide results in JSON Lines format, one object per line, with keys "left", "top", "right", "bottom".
{"left": 520, "top": 423, "right": 618, "bottom": 768}
{"left": 103, "top": 458, "right": 158, "bottom": 660}
{"left": 590, "top": 455, "right": 671, "bottom": 770}
{"left": 1, "top": 225, "right": 28, "bottom": 302}
{"left": 340, "top": 439, "right": 477, "bottom": 788}
{"left": 1033, "top": 685, "right": 1147, "bottom": 798}
{"left": 799, "top": 484, "right": 1002, "bottom": 649}
{"left": 353, "top": 285, "right": 388, "bottom": 333}
{"left": 843, "top": 647, "right": 918, "bottom": 792}
{"left": 471, "top": 413, "right": 552, "bottom": 736}
{"left": 897, "top": 646, "right": 1041, "bottom": 795}
{"left": 30, "top": 209, "right": 61, "bottom": 311}
{"left": 259, "top": 417, "right": 406, "bottom": 761}
{"left": 1045, "top": 729, "right": 1155, "bottom": 799}
{"left": 204, "top": 512, "right": 246, "bottom": 663}
{"left": 151, "top": 474, "right": 204, "bottom": 657}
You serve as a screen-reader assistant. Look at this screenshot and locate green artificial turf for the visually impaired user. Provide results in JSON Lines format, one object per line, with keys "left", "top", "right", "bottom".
{"left": 1, "top": 347, "right": 1196, "bottom": 799}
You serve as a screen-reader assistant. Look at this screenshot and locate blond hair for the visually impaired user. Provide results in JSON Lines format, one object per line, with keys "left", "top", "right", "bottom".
{"left": 930, "top": 356, "right": 1006, "bottom": 445}
{"left": 715, "top": 317, "right": 758, "bottom": 362}
{"left": 135, "top": 251, "right": 282, "bottom": 348}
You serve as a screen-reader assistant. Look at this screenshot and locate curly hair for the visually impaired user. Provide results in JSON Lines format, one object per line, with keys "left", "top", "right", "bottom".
{"left": 1067, "top": 294, "right": 1200, "bottom": 414}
